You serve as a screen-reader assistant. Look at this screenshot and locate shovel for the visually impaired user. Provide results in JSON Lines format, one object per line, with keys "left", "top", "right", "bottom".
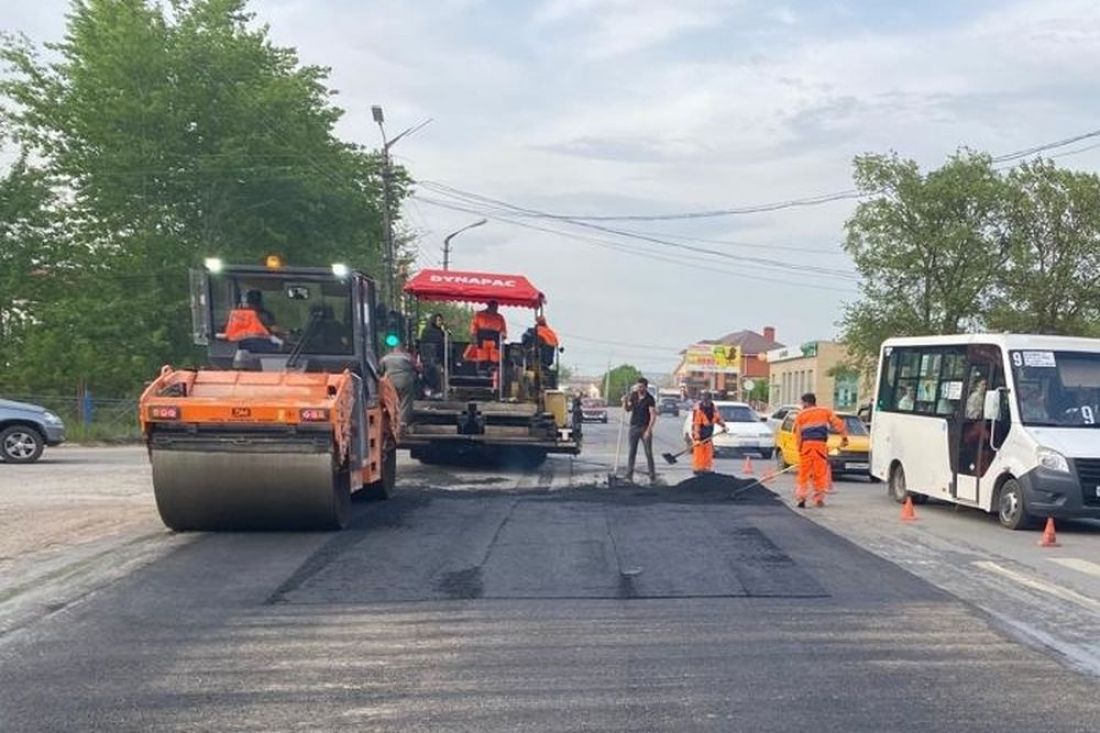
{"left": 606, "top": 410, "right": 628, "bottom": 487}
{"left": 662, "top": 427, "right": 727, "bottom": 465}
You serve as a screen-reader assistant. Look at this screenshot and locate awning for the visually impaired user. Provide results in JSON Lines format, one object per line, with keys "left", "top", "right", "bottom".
{"left": 403, "top": 269, "right": 545, "bottom": 309}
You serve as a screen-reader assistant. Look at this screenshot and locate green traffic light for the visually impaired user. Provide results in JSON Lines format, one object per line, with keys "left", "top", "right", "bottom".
{"left": 384, "top": 333, "right": 400, "bottom": 348}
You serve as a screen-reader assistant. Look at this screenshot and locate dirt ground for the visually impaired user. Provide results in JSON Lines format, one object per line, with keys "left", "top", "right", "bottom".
{"left": 0, "top": 446, "right": 182, "bottom": 637}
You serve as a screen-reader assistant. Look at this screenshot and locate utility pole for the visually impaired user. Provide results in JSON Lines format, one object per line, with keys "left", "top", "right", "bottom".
{"left": 371, "top": 105, "right": 432, "bottom": 306}
{"left": 442, "top": 218, "right": 487, "bottom": 270}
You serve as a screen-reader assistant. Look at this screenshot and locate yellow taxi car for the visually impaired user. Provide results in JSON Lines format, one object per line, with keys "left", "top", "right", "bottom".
{"left": 774, "top": 411, "right": 878, "bottom": 481}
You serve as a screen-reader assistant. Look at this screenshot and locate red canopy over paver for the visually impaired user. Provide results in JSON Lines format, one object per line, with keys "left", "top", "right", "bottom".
{"left": 403, "top": 269, "right": 545, "bottom": 309}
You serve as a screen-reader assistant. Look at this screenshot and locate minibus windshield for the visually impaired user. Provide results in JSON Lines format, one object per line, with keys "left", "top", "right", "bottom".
{"left": 1010, "top": 350, "right": 1100, "bottom": 427}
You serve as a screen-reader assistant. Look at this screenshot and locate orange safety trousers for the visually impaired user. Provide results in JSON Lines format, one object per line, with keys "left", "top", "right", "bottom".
{"left": 796, "top": 441, "right": 830, "bottom": 503}
{"left": 692, "top": 440, "right": 714, "bottom": 473}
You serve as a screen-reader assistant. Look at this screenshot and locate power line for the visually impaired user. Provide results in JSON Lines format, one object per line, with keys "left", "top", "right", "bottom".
{"left": 416, "top": 183, "right": 859, "bottom": 280}
{"left": 413, "top": 124, "right": 1100, "bottom": 230}
{"left": 411, "top": 194, "right": 857, "bottom": 293}
{"left": 992, "top": 127, "right": 1100, "bottom": 163}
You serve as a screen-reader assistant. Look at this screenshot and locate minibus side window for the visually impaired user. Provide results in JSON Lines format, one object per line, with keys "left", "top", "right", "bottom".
{"left": 893, "top": 350, "right": 922, "bottom": 412}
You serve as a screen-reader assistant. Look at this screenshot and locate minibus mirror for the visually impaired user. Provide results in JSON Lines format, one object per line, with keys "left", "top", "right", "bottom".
{"left": 983, "top": 390, "right": 1002, "bottom": 421}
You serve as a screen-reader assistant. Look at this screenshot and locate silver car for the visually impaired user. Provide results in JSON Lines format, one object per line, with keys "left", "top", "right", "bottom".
{"left": 0, "top": 398, "right": 66, "bottom": 463}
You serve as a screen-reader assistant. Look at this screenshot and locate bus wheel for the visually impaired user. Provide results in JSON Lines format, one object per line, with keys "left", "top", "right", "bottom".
{"left": 888, "top": 464, "right": 908, "bottom": 503}
{"left": 997, "top": 478, "right": 1035, "bottom": 530}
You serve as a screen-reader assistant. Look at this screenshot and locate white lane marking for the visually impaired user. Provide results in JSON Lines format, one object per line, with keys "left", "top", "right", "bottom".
{"left": 1049, "top": 558, "right": 1100, "bottom": 578}
{"left": 973, "top": 560, "right": 1100, "bottom": 613}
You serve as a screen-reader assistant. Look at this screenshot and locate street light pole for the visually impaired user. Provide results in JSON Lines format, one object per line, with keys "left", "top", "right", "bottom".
{"left": 442, "top": 218, "right": 487, "bottom": 271}
{"left": 371, "top": 106, "right": 395, "bottom": 306}
{"left": 371, "top": 105, "right": 433, "bottom": 307}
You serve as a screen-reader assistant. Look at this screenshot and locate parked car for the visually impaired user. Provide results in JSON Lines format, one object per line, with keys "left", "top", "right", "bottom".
{"left": 0, "top": 398, "right": 66, "bottom": 463}
{"left": 682, "top": 401, "right": 774, "bottom": 458}
{"left": 657, "top": 397, "right": 680, "bottom": 417}
{"left": 774, "top": 411, "right": 878, "bottom": 481}
{"left": 765, "top": 404, "right": 801, "bottom": 433}
{"left": 580, "top": 398, "right": 609, "bottom": 423}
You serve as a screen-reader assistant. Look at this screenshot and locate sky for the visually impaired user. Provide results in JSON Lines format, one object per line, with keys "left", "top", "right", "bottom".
{"left": 5, "top": 0, "right": 1100, "bottom": 377}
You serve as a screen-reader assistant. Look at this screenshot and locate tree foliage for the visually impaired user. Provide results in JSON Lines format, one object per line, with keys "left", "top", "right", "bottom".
{"left": 840, "top": 151, "right": 1100, "bottom": 375}
{"left": 0, "top": 153, "right": 59, "bottom": 373}
{"left": 0, "top": 0, "right": 405, "bottom": 396}
{"left": 840, "top": 151, "right": 1007, "bottom": 373}
{"left": 987, "top": 160, "right": 1100, "bottom": 335}
{"left": 600, "top": 363, "right": 644, "bottom": 404}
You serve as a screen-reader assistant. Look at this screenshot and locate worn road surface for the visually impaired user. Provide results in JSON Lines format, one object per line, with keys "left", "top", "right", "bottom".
{"left": 2, "top": 415, "right": 1100, "bottom": 731}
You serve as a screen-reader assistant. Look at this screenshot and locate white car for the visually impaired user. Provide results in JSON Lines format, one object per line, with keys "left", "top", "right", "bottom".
{"left": 765, "top": 404, "right": 801, "bottom": 434}
{"left": 682, "top": 401, "right": 775, "bottom": 459}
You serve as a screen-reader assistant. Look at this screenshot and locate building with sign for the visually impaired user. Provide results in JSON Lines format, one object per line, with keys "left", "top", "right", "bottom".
{"left": 765, "top": 340, "right": 861, "bottom": 411}
{"left": 673, "top": 326, "right": 782, "bottom": 401}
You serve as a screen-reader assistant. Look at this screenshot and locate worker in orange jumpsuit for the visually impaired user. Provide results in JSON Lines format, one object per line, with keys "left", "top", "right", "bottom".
{"left": 691, "top": 391, "right": 726, "bottom": 474}
{"left": 465, "top": 299, "right": 507, "bottom": 363}
{"left": 792, "top": 392, "right": 847, "bottom": 508}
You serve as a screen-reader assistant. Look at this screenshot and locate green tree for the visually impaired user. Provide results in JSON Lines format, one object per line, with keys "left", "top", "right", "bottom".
{"left": 840, "top": 151, "right": 1008, "bottom": 374}
{"left": 600, "top": 364, "right": 643, "bottom": 404}
{"left": 0, "top": 0, "right": 401, "bottom": 395}
{"left": 986, "top": 159, "right": 1100, "bottom": 335}
{"left": 0, "top": 153, "right": 59, "bottom": 376}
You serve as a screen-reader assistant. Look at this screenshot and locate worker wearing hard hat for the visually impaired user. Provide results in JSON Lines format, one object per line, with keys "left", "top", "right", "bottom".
{"left": 792, "top": 392, "right": 848, "bottom": 508}
{"left": 691, "top": 391, "right": 726, "bottom": 474}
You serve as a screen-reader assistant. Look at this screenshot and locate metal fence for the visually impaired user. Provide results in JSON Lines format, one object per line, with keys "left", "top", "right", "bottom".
{"left": 2, "top": 392, "right": 140, "bottom": 441}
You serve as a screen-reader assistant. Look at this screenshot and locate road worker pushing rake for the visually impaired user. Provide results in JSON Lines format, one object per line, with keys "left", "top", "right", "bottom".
{"left": 792, "top": 392, "right": 848, "bottom": 508}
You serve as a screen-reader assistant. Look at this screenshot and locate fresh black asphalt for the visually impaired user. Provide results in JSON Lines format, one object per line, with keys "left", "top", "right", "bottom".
{"left": 2, "top": 466, "right": 1099, "bottom": 730}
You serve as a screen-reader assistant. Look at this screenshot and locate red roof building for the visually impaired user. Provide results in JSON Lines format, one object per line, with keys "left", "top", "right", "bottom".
{"left": 674, "top": 326, "right": 784, "bottom": 403}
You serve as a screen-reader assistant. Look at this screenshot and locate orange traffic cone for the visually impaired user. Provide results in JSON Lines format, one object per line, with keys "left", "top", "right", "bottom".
{"left": 900, "top": 496, "right": 918, "bottom": 522}
{"left": 742, "top": 455, "right": 754, "bottom": 475}
{"left": 1038, "top": 517, "right": 1060, "bottom": 547}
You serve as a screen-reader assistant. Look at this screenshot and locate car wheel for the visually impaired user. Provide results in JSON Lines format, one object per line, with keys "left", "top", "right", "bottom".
{"left": 0, "top": 425, "right": 45, "bottom": 463}
{"left": 761, "top": 448, "right": 774, "bottom": 459}
{"left": 997, "top": 478, "right": 1035, "bottom": 530}
{"left": 776, "top": 451, "right": 788, "bottom": 471}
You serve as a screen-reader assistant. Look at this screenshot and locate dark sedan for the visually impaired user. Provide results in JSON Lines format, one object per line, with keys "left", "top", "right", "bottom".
{"left": 657, "top": 397, "right": 680, "bottom": 417}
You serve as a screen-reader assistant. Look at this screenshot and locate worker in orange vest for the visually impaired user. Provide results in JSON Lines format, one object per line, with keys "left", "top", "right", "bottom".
{"left": 465, "top": 300, "right": 507, "bottom": 363}
{"left": 691, "top": 391, "right": 726, "bottom": 474}
{"left": 222, "top": 290, "right": 282, "bottom": 352}
{"left": 535, "top": 315, "right": 558, "bottom": 347}
{"left": 792, "top": 392, "right": 847, "bottom": 508}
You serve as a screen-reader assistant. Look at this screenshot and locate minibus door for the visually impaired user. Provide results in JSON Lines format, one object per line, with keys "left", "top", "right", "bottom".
{"left": 955, "top": 345, "right": 1006, "bottom": 504}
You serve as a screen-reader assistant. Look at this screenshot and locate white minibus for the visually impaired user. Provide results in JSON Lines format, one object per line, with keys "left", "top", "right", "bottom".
{"left": 870, "top": 334, "right": 1100, "bottom": 529}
